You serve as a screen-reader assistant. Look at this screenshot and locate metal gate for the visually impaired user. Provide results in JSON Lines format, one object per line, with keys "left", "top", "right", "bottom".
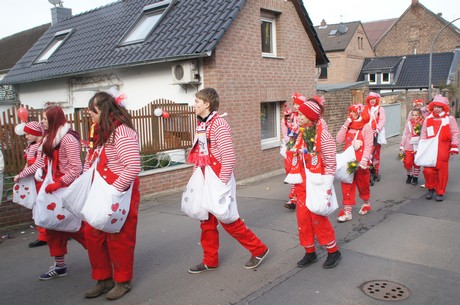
{"left": 382, "top": 103, "right": 401, "bottom": 138}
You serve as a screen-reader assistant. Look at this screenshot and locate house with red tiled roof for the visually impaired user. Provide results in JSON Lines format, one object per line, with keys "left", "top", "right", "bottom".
{"left": 362, "top": 18, "right": 397, "bottom": 48}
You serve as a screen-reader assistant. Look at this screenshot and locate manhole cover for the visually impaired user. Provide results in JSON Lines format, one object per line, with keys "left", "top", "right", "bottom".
{"left": 360, "top": 280, "right": 411, "bottom": 301}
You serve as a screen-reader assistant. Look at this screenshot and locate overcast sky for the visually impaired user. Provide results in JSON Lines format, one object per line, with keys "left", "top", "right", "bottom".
{"left": 0, "top": 0, "right": 459, "bottom": 39}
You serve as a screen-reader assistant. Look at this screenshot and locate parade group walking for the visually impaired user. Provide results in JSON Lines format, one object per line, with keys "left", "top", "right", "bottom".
{"left": 12, "top": 88, "right": 459, "bottom": 301}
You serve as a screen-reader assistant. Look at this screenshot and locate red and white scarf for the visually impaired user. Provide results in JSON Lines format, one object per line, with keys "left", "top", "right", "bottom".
{"left": 187, "top": 111, "right": 218, "bottom": 167}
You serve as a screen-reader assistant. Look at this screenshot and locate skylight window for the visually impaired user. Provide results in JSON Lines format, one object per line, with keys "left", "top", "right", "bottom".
{"left": 34, "top": 29, "right": 72, "bottom": 63}
{"left": 120, "top": 0, "right": 171, "bottom": 45}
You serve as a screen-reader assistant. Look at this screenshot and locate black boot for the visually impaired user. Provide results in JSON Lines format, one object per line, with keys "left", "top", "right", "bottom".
{"left": 411, "top": 176, "right": 418, "bottom": 185}
{"left": 297, "top": 252, "right": 317, "bottom": 268}
{"left": 425, "top": 189, "right": 435, "bottom": 200}
{"left": 406, "top": 175, "right": 413, "bottom": 184}
{"left": 323, "top": 251, "right": 342, "bottom": 269}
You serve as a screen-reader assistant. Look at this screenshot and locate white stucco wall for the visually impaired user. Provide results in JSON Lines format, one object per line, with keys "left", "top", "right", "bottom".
{"left": 15, "top": 61, "right": 204, "bottom": 112}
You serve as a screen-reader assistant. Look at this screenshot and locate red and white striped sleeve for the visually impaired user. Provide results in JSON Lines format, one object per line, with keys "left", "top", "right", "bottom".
{"left": 208, "top": 117, "right": 236, "bottom": 184}
{"left": 362, "top": 124, "right": 374, "bottom": 161}
{"left": 110, "top": 125, "right": 141, "bottom": 192}
{"left": 320, "top": 129, "right": 336, "bottom": 175}
{"left": 58, "top": 134, "right": 83, "bottom": 185}
{"left": 18, "top": 143, "right": 43, "bottom": 178}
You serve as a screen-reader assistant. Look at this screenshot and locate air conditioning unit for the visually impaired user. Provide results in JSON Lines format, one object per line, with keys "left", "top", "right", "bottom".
{"left": 172, "top": 61, "right": 199, "bottom": 84}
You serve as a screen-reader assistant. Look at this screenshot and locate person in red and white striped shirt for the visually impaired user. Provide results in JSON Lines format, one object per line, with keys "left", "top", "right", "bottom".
{"left": 186, "top": 88, "right": 269, "bottom": 274}
{"left": 84, "top": 92, "right": 141, "bottom": 301}
{"left": 289, "top": 99, "right": 341, "bottom": 269}
{"left": 14, "top": 121, "right": 48, "bottom": 247}
{"left": 37, "top": 106, "right": 87, "bottom": 280}
{"left": 85, "top": 92, "right": 141, "bottom": 300}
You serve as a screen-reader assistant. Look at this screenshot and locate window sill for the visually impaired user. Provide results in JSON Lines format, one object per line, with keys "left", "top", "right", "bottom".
{"left": 261, "top": 139, "right": 281, "bottom": 150}
{"left": 262, "top": 55, "right": 285, "bottom": 60}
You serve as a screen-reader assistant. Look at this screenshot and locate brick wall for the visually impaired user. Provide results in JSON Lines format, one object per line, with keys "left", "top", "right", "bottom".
{"left": 375, "top": 4, "right": 460, "bottom": 56}
{"left": 0, "top": 201, "right": 33, "bottom": 229}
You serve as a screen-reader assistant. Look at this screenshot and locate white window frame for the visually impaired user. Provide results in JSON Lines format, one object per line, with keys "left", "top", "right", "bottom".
{"left": 260, "top": 101, "right": 281, "bottom": 149}
{"left": 368, "top": 73, "right": 377, "bottom": 84}
{"left": 34, "top": 29, "right": 72, "bottom": 63}
{"left": 119, "top": 0, "right": 171, "bottom": 46}
{"left": 381, "top": 72, "right": 390, "bottom": 84}
{"left": 261, "top": 16, "right": 277, "bottom": 57}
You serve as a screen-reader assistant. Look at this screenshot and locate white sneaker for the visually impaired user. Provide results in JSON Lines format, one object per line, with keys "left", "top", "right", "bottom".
{"left": 337, "top": 210, "right": 352, "bottom": 222}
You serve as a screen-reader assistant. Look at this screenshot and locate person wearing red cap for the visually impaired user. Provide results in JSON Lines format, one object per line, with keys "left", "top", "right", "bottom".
{"left": 13, "top": 121, "right": 48, "bottom": 248}
{"left": 286, "top": 98, "right": 341, "bottom": 269}
{"left": 417, "top": 95, "right": 459, "bottom": 201}
{"left": 336, "top": 104, "right": 374, "bottom": 222}
{"left": 364, "top": 92, "right": 386, "bottom": 182}
{"left": 281, "top": 93, "right": 304, "bottom": 209}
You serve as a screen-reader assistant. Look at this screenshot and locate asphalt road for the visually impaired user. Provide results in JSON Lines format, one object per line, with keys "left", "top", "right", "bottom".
{"left": 1, "top": 133, "right": 459, "bottom": 305}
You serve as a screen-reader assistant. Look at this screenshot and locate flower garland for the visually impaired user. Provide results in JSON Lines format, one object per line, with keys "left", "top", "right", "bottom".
{"left": 413, "top": 122, "right": 421, "bottom": 136}
{"left": 286, "top": 125, "right": 317, "bottom": 154}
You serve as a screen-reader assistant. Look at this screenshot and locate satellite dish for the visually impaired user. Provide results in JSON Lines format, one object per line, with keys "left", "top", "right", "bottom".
{"left": 48, "top": 0, "right": 63, "bottom": 7}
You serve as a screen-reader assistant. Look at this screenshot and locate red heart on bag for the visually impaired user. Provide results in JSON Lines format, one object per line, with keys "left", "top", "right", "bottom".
{"left": 57, "top": 214, "right": 65, "bottom": 220}
{"left": 25, "top": 187, "right": 29, "bottom": 191}
{"left": 122, "top": 209, "right": 126, "bottom": 215}
{"left": 47, "top": 202, "right": 56, "bottom": 211}
{"left": 20, "top": 195, "right": 26, "bottom": 199}
{"left": 111, "top": 218, "right": 118, "bottom": 224}
{"left": 14, "top": 185, "right": 20, "bottom": 191}
{"left": 111, "top": 203, "right": 119, "bottom": 212}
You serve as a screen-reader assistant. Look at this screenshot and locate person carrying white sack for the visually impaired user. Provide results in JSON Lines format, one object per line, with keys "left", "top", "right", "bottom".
{"left": 336, "top": 104, "right": 373, "bottom": 222}
{"left": 185, "top": 88, "right": 269, "bottom": 274}
{"left": 418, "top": 95, "right": 459, "bottom": 202}
{"left": 285, "top": 98, "right": 341, "bottom": 269}
{"left": 83, "top": 92, "right": 141, "bottom": 300}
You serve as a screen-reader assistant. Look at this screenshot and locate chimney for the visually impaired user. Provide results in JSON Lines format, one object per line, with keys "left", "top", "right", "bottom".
{"left": 51, "top": 6, "right": 72, "bottom": 24}
{"left": 411, "top": 0, "right": 418, "bottom": 5}
{"left": 319, "top": 19, "right": 327, "bottom": 29}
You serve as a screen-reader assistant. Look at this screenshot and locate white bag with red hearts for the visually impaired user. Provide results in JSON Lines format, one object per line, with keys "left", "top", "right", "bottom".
{"left": 13, "top": 175, "right": 37, "bottom": 209}
{"left": 33, "top": 161, "right": 82, "bottom": 232}
{"left": 81, "top": 169, "right": 133, "bottom": 233}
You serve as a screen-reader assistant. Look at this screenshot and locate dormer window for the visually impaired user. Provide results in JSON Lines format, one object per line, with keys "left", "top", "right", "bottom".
{"left": 34, "top": 29, "right": 72, "bottom": 63}
{"left": 120, "top": 0, "right": 171, "bottom": 46}
{"left": 368, "top": 73, "right": 377, "bottom": 84}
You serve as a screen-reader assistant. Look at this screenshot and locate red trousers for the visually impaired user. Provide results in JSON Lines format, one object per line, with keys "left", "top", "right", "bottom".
{"left": 200, "top": 214, "right": 267, "bottom": 267}
{"left": 423, "top": 160, "right": 449, "bottom": 195}
{"left": 372, "top": 144, "right": 381, "bottom": 174}
{"left": 46, "top": 222, "right": 87, "bottom": 257}
{"left": 403, "top": 150, "right": 420, "bottom": 173}
{"left": 341, "top": 168, "right": 371, "bottom": 205}
{"left": 294, "top": 180, "right": 338, "bottom": 253}
{"left": 85, "top": 178, "right": 140, "bottom": 283}
{"left": 37, "top": 226, "right": 47, "bottom": 241}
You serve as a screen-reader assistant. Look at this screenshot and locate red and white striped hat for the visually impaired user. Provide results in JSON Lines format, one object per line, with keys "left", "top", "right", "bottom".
{"left": 23, "top": 121, "right": 44, "bottom": 136}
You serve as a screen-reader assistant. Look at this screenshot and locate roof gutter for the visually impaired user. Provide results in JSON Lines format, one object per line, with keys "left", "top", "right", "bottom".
{"left": 0, "top": 51, "right": 212, "bottom": 85}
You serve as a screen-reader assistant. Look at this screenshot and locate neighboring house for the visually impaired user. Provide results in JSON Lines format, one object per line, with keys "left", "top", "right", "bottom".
{"left": 362, "top": 18, "right": 397, "bottom": 49}
{"left": 314, "top": 20, "right": 374, "bottom": 84}
{"left": 374, "top": 0, "right": 460, "bottom": 57}
{"left": 0, "top": 23, "right": 50, "bottom": 110}
{"left": 358, "top": 51, "right": 458, "bottom": 92}
{"left": 0, "top": 0, "right": 328, "bottom": 196}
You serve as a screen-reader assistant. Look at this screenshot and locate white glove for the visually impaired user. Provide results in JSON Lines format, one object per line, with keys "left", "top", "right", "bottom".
{"left": 34, "top": 168, "right": 44, "bottom": 182}
{"left": 353, "top": 140, "right": 363, "bottom": 151}
{"left": 399, "top": 146, "right": 404, "bottom": 152}
{"left": 359, "top": 158, "right": 368, "bottom": 169}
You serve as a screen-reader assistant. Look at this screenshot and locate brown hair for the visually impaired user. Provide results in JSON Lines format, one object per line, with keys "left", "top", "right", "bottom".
{"left": 88, "top": 92, "right": 135, "bottom": 147}
{"left": 411, "top": 108, "right": 423, "bottom": 117}
{"left": 196, "top": 88, "right": 219, "bottom": 113}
